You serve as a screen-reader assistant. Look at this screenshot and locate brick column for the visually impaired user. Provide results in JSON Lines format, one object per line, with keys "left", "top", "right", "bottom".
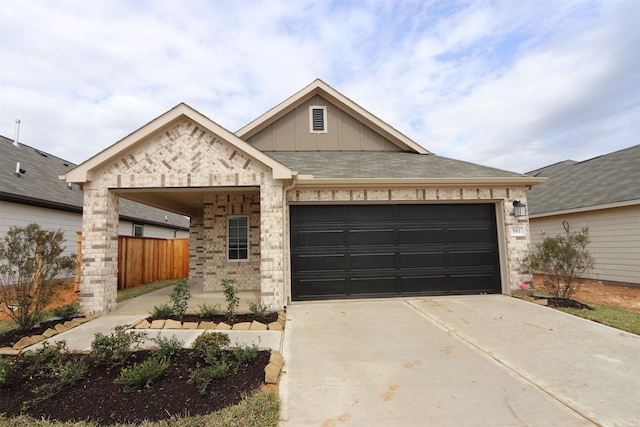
{"left": 80, "top": 186, "right": 119, "bottom": 314}
{"left": 259, "top": 183, "right": 285, "bottom": 310}
{"left": 502, "top": 190, "right": 532, "bottom": 293}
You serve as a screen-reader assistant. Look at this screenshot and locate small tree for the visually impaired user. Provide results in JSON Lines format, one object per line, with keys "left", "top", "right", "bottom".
{"left": 0, "top": 224, "right": 75, "bottom": 330}
{"left": 522, "top": 228, "right": 595, "bottom": 299}
{"left": 169, "top": 278, "right": 191, "bottom": 320}
{"left": 221, "top": 278, "right": 239, "bottom": 320}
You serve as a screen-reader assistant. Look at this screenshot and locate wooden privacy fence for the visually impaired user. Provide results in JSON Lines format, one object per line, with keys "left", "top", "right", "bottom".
{"left": 76, "top": 232, "right": 189, "bottom": 290}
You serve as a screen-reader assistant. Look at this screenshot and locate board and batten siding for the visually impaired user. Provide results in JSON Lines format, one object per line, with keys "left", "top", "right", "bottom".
{"left": 529, "top": 204, "right": 640, "bottom": 285}
{"left": 1, "top": 201, "right": 188, "bottom": 257}
{"left": 247, "top": 95, "right": 401, "bottom": 151}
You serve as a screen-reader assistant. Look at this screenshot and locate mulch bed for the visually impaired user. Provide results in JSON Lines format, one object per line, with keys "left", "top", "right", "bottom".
{"left": 546, "top": 298, "right": 594, "bottom": 310}
{"left": 0, "top": 349, "right": 270, "bottom": 425}
{"left": 146, "top": 312, "right": 279, "bottom": 324}
{"left": 0, "top": 318, "right": 67, "bottom": 348}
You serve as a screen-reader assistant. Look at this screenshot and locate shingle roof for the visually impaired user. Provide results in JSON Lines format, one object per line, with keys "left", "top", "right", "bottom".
{"left": 0, "top": 136, "right": 189, "bottom": 229}
{"left": 264, "top": 151, "right": 528, "bottom": 179}
{"left": 526, "top": 144, "right": 640, "bottom": 215}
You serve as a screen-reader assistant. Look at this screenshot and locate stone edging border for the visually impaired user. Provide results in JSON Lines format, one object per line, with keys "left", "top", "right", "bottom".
{"left": 130, "top": 310, "right": 287, "bottom": 332}
{"left": 0, "top": 315, "right": 100, "bottom": 355}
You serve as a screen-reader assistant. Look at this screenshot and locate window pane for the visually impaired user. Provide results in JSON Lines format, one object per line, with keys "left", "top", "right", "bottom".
{"left": 228, "top": 216, "right": 249, "bottom": 260}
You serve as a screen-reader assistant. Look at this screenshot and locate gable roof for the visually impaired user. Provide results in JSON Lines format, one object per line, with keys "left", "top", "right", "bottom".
{"left": 236, "top": 79, "right": 430, "bottom": 154}
{"left": 267, "top": 151, "right": 541, "bottom": 185}
{"left": 526, "top": 144, "right": 640, "bottom": 216}
{"left": 64, "top": 103, "right": 293, "bottom": 183}
{"left": 0, "top": 136, "right": 189, "bottom": 230}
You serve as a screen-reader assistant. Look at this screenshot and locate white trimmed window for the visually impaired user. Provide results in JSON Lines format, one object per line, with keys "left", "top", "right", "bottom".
{"left": 133, "top": 224, "right": 144, "bottom": 237}
{"left": 227, "top": 215, "right": 249, "bottom": 261}
{"left": 309, "top": 106, "right": 327, "bottom": 133}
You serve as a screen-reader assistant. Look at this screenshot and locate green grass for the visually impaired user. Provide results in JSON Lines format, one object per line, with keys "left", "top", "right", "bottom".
{"left": 0, "top": 390, "right": 280, "bottom": 427}
{"left": 556, "top": 301, "right": 640, "bottom": 335}
{"left": 116, "top": 278, "right": 183, "bottom": 303}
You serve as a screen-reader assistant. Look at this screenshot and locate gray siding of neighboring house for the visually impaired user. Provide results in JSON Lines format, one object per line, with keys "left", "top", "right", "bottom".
{"left": 246, "top": 95, "right": 402, "bottom": 151}
{"left": 529, "top": 205, "right": 640, "bottom": 285}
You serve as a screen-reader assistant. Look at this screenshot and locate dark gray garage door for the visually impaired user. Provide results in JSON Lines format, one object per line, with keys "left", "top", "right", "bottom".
{"left": 290, "top": 204, "right": 501, "bottom": 300}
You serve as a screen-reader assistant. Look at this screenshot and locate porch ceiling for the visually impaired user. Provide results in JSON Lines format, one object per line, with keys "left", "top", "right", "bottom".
{"left": 116, "top": 187, "right": 259, "bottom": 217}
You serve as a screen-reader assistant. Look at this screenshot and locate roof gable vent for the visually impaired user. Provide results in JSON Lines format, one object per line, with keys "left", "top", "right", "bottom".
{"left": 309, "top": 106, "right": 327, "bottom": 133}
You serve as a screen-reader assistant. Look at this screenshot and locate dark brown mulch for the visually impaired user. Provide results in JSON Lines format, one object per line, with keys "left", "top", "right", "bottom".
{"left": 0, "top": 349, "right": 270, "bottom": 425}
{"left": 546, "top": 298, "right": 594, "bottom": 310}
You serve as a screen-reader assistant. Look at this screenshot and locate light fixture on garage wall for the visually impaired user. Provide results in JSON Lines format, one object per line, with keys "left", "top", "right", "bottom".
{"left": 512, "top": 200, "right": 527, "bottom": 217}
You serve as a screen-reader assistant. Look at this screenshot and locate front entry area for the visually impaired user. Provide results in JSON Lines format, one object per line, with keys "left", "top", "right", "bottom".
{"left": 290, "top": 204, "right": 501, "bottom": 300}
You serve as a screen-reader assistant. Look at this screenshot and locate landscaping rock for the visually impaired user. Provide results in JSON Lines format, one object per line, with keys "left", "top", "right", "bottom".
{"left": 134, "top": 319, "right": 151, "bottom": 329}
{"left": 264, "top": 363, "right": 281, "bottom": 384}
{"left": 54, "top": 323, "right": 69, "bottom": 333}
{"left": 534, "top": 299, "right": 548, "bottom": 306}
{"left": 42, "top": 328, "right": 59, "bottom": 338}
{"left": 63, "top": 320, "right": 77, "bottom": 328}
{"left": 0, "top": 347, "right": 20, "bottom": 355}
{"left": 163, "top": 319, "right": 183, "bottom": 329}
{"left": 198, "top": 321, "right": 217, "bottom": 329}
{"left": 150, "top": 320, "right": 166, "bottom": 329}
{"left": 232, "top": 322, "right": 251, "bottom": 330}
{"left": 269, "top": 351, "right": 284, "bottom": 368}
{"left": 250, "top": 321, "right": 267, "bottom": 331}
{"left": 182, "top": 321, "right": 199, "bottom": 329}
{"left": 13, "top": 336, "right": 35, "bottom": 350}
{"left": 215, "top": 322, "right": 231, "bottom": 330}
{"left": 268, "top": 322, "right": 283, "bottom": 331}
{"left": 30, "top": 335, "right": 45, "bottom": 344}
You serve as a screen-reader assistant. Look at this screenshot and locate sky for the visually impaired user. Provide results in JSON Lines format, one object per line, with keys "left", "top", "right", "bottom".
{"left": 0, "top": 0, "right": 638, "bottom": 174}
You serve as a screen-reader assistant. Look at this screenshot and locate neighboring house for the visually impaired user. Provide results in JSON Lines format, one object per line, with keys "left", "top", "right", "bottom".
{"left": 526, "top": 145, "right": 640, "bottom": 286}
{"left": 0, "top": 136, "right": 190, "bottom": 257}
{"left": 62, "top": 79, "right": 544, "bottom": 314}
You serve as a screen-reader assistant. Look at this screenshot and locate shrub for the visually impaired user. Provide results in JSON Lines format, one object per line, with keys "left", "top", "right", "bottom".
{"left": 188, "top": 359, "right": 229, "bottom": 395}
{"left": 150, "top": 303, "right": 173, "bottom": 319}
{"left": 197, "top": 302, "right": 222, "bottom": 320}
{"left": 52, "top": 301, "right": 81, "bottom": 319}
{"left": 24, "top": 340, "right": 69, "bottom": 377}
{"left": 522, "top": 228, "right": 595, "bottom": 299}
{"left": 192, "top": 332, "right": 230, "bottom": 362}
{"left": 151, "top": 334, "right": 184, "bottom": 360}
{"left": 229, "top": 343, "right": 259, "bottom": 372}
{"left": 114, "top": 356, "right": 170, "bottom": 391}
{"left": 0, "top": 224, "right": 75, "bottom": 330}
{"left": 248, "top": 301, "right": 270, "bottom": 319}
{"left": 0, "top": 357, "right": 15, "bottom": 388}
{"left": 222, "top": 279, "right": 239, "bottom": 320}
{"left": 91, "top": 325, "right": 146, "bottom": 367}
{"left": 170, "top": 278, "right": 191, "bottom": 320}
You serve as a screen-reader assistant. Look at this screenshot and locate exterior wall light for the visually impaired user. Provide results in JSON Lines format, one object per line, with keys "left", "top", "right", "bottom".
{"left": 513, "top": 200, "right": 527, "bottom": 217}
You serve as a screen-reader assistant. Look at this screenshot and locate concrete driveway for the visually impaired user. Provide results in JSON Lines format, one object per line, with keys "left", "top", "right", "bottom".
{"left": 279, "top": 295, "right": 640, "bottom": 426}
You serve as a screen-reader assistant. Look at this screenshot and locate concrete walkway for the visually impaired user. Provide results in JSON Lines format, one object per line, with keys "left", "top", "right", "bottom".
{"left": 280, "top": 295, "right": 640, "bottom": 426}
{"left": 24, "top": 283, "right": 282, "bottom": 352}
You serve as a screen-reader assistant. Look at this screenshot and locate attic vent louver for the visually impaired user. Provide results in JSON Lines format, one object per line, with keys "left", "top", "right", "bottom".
{"left": 309, "top": 106, "right": 327, "bottom": 133}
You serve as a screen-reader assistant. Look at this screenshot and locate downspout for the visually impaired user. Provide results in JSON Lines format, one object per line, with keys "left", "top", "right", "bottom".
{"left": 282, "top": 172, "right": 298, "bottom": 307}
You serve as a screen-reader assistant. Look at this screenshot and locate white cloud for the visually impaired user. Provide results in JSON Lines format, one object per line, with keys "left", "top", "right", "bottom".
{"left": 0, "top": 0, "right": 637, "bottom": 173}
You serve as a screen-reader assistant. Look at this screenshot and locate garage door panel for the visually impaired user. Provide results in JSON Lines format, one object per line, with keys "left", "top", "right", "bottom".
{"left": 399, "top": 252, "right": 445, "bottom": 268}
{"left": 400, "top": 276, "right": 448, "bottom": 294}
{"left": 296, "top": 278, "right": 348, "bottom": 298}
{"left": 448, "top": 227, "right": 495, "bottom": 243}
{"left": 349, "top": 253, "right": 396, "bottom": 270}
{"left": 295, "top": 254, "right": 345, "bottom": 272}
{"left": 297, "top": 230, "right": 345, "bottom": 247}
{"left": 398, "top": 228, "right": 444, "bottom": 244}
{"left": 291, "top": 204, "right": 500, "bottom": 300}
{"left": 350, "top": 277, "right": 397, "bottom": 296}
{"left": 349, "top": 229, "right": 395, "bottom": 246}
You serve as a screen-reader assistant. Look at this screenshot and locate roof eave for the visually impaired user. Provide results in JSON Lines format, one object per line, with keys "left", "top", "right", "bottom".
{"left": 293, "top": 176, "right": 547, "bottom": 188}
{"left": 529, "top": 199, "right": 640, "bottom": 218}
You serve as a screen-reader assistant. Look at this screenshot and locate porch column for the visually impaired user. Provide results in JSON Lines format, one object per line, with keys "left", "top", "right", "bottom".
{"left": 80, "top": 186, "right": 119, "bottom": 314}
{"left": 259, "top": 183, "right": 285, "bottom": 310}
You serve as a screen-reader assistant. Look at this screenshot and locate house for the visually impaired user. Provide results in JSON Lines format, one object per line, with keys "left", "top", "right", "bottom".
{"left": 526, "top": 144, "right": 640, "bottom": 286}
{"left": 0, "top": 136, "right": 190, "bottom": 258}
{"left": 62, "top": 79, "right": 545, "bottom": 314}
